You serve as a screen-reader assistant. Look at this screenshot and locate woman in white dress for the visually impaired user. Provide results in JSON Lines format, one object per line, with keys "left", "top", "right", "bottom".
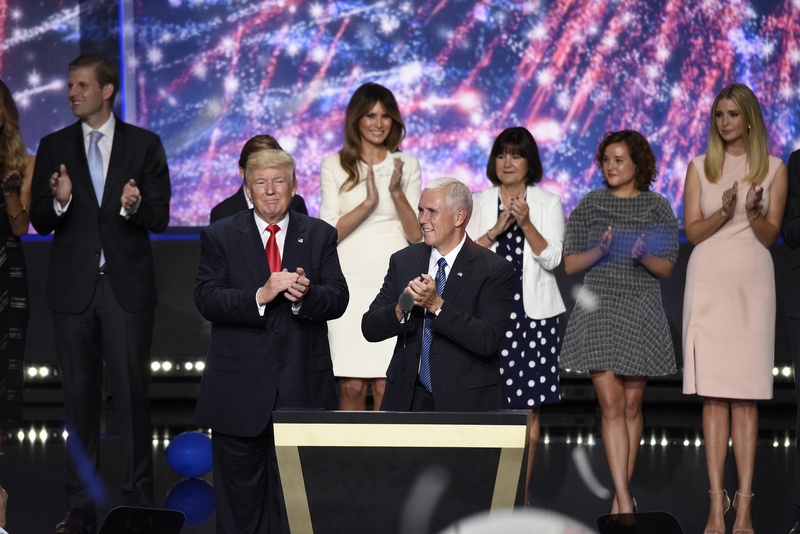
{"left": 320, "top": 83, "right": 422, "bottom": 410}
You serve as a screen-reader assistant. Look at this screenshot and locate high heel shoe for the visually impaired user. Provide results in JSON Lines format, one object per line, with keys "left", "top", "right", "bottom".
{"left": 704, "top": 490, "right": 730, "bottom": 534}
{"left": 732, "top": 491, "right": 755, "bottom": 534}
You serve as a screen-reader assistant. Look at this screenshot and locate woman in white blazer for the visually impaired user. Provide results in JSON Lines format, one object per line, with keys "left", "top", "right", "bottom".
{"left": 467, "top": 127, "right": 565, "bottom": 505}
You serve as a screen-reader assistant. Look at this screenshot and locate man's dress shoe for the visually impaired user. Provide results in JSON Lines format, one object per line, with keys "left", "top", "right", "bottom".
{"left": 55, "top": 507, "right": 97, "bottom": 534}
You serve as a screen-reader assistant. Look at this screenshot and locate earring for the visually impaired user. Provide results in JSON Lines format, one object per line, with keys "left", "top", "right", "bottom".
{"left": 747, "top": 124, "right": 751, "bottom": 134}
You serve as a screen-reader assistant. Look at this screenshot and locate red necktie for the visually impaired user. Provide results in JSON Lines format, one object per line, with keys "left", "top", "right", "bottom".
{"left": 265, "top": 224, "right": 281, "bottom": 273}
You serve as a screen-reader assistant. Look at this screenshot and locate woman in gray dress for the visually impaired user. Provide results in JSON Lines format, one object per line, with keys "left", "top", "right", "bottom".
{"left": 561, "top": 130, "right": 678, "bottom": 515}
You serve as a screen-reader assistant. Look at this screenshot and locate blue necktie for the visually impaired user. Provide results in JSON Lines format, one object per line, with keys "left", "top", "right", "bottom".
{"left": 419, "top": 257, "right": 447, "bottom": 392}
{"left": 88, "top": 130, "right": 104, "bottom": 204}
{"left": 88, "top": 131, "right": 106, "bottom": 266}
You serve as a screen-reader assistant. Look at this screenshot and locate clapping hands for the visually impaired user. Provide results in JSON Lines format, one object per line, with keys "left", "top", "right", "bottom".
{"left": 631, "top": 233, "right": 646, "bottom": 261}
{"left": 507, "top": 196, "right": 530, "bottom": 226}
{"left": 721, "top": 181, "right": 738, "bottom": 219}
{"left": 50, "top": 164, "right": 73, "bottom": 207}
{"left": 1, "top": 170, "right": 22, "bottom": 194}
{"left": 745, "top": 182, "right": 764, "bottom": 219}
{"left": 259, "top": 267, "right": 310, "bottom": 304}
{"left": 364, "top": 162, "right": 379, "bottom": 208}
{"left": 599, "top": 225, "right": 613, "bottom": 255}
{"left": 388, "top": 157, "right": 404, "bottom": 195}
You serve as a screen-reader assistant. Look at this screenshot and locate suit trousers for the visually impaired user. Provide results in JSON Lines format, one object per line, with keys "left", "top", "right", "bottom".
{"left": 53, "top": 272, "right": 155, "bottom": 509}
{"left": 212, "top": 423, "right": 285, "bottom": 534}
{"left": 790, "top": 316, "right": 800, "bottom": 522}
{"left": 411, "top": 379, "right": 436, "bottom": 412}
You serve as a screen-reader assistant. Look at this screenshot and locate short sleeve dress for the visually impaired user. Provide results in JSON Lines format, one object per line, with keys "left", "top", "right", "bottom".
{"left": 319, "top": 151, "right": 421, "bottom": 378}
{"left": 560, "top": 188, "right": 678, "bottom": 376}
{"left": 682, "top": 154, "right": 781, "bottom": 399}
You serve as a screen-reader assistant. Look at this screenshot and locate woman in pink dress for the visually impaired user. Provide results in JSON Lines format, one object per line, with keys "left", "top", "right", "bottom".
{"left": 682, "top": 83, "right": 788, "bottom": 534}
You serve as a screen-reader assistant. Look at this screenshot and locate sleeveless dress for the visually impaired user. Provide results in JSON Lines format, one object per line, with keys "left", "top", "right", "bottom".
{"left": 319, "top": 152, "right": 421, "bottom": 378}
{"left": 495, "top": 200, "right": 562, "bottom": 407}
{"left": 560, "top": 188, "right": 678, "bottom": 376}
{"left": 0, "top": 193, "right": 29, "bottom": 430}
{"left": 682, "top": 153, "right": 781, "bottom": 399}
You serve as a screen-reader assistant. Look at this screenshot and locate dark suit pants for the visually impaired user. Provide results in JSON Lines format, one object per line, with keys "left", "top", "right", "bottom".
{"left": 53, "top": 273, "right": 154, "bottom": 509}
{"left": 212, "top": 424, "right": 285, "bottom": 534}
{"left": 791, "top": 316, "right": 800, "bottom": 522}
{"left": 411, "top": 379, "right": 436, "bottom": 412}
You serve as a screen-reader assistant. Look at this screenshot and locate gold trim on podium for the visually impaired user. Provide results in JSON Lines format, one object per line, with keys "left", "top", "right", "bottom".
{"left": 274, "top": 423, "right": 525, "bottom": 448}
{"left": 274, "top": 411, "right": 530, "bottom": 534}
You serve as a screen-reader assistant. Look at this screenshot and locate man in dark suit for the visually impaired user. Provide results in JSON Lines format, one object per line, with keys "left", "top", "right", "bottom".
{"left": 362, "top": 177, "right": 514, "bottom": 412}
{"left": 195, "top": 149, "right": 348, "bottom": 532}
{"left": 783, "top": 149, "right": 800, "bottom": 534}
{"left": 209, "top": 135, "right": 308, "bottom": 223}
{"left": 30, "top": 55, "right": 170, "bottom": 533}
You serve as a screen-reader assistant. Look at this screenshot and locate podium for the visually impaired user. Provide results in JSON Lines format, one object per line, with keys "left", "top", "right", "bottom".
{"left": 273, "top": 410, "right": 530, "bottom": 534}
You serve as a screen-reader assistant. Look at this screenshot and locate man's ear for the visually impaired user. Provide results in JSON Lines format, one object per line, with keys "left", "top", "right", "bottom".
{"left": 454, "top": 208, "right": 468, "bottom": 228}
{"left": 102, "top": 84, "right": 115, "bottom": 101}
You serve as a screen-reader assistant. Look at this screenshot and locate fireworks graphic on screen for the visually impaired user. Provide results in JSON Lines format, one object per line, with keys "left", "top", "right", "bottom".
{"left": 2, "top": 0, "right": 798, "bottom": 226}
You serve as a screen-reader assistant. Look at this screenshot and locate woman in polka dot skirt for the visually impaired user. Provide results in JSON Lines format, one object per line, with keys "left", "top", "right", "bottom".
{"left": 467, "top": 127, "right": 566, "bottom": 505}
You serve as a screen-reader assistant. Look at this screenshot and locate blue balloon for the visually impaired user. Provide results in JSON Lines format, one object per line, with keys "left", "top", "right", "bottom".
{"left": 165, "top": 431, "right": 213, "bottom": 477}
{"left": 164, "top": 477, "right": 215, "bottom": 526}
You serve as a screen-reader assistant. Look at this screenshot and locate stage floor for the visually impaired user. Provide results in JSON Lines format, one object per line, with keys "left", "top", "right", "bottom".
{"left": 1, "top": 418, "right": 797, "bottom": 534}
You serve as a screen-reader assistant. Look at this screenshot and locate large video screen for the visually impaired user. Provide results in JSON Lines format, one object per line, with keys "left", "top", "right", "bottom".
{"left": 4, "top": 1, "right": 799, "bottom": 227}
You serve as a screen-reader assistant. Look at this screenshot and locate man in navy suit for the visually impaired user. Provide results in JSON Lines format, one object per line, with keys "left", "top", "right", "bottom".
{"left": 209, "top": 134, "right": 308, "bottom": 223}
{"left": 362, "top": 177, "right": 514, "bottom": 412}
{"left": 195, "top": 149, "right": 348, "bottom": 532}
{"left": 783, "top": 149, "right": 800, "bottom": 534}
{"left": 30, "top": 55, "right": 171, "bottom": 533}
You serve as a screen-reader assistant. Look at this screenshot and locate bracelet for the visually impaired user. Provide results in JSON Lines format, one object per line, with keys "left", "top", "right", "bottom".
{"left": 10, "top": 205, "right": 26, "bottom": 219}
{"left": 486, "top": 231, "right": 496, "bottom": 243}
{"left": 749, "top": 211, "right": 760, "bottom": 222}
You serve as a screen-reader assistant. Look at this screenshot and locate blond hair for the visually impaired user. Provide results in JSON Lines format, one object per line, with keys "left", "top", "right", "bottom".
{"left": 245, "top": 150, "right": 296, "bottom": 188}
{"left": 704, "top": 83, "right": 769, "bottom": 185}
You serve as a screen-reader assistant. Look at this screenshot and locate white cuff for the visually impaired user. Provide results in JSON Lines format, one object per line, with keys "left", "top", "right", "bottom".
{"left": 120, "top": 195, "right": 142, "bottom": 218}
{"left": 54, "top": 195, "right": 72, "bottom": 215}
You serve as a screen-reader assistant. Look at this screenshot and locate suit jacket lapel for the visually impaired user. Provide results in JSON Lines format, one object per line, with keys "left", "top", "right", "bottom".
{"left": 104, "top": 117, "right": 127, "bottom": 209}
{"left": 412, "top": 244, "right": 430, "bottom": 281}
{"left": 236, "top": 211, "right": 270, "bottom": 285}
{"left": 282, "top": 211, "right": 306, "bottom": 272}
{"left": 68, "top": 122, "right": 98, "bottom": 206}
{"left": 442, "top": 238, "right": 477, "bottom": 300}
{"left": 409, "top": 244, "right": 432, "bottom": 325}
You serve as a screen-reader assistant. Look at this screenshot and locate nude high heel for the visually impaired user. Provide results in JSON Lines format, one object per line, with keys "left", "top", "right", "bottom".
{"left": 732, "top": 491, "right": 754, "bottom": 534}
{"left": 704, "top": 490, "right": 731, "bottom": 534}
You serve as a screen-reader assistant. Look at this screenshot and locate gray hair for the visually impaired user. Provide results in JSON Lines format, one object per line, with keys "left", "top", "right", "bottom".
{"left": 424, "top": 177, "right": 473, "bottom": 218}
{"left": 245, "top": 149, "right": 296, "bottom": 186}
